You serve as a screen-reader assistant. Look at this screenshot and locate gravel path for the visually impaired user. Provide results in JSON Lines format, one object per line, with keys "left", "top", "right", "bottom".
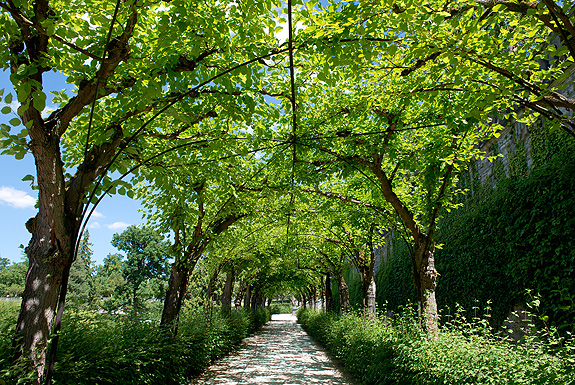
{"left": 191, "top": 314, "right": 357, "bottom": 385}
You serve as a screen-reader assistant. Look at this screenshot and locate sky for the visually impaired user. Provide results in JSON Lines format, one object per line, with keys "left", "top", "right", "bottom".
{"left": 0, "top": 70, "right": 145, "bottom": 265}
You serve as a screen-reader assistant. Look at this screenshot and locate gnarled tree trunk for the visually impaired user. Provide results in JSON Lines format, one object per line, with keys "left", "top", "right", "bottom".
{"left": 16, "top": 249, "right": 71, "bottom": 382}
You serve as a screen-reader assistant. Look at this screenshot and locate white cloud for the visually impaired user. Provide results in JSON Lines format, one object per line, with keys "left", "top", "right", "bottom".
{"left": 41, "top": 106, "right": 57, "bottom": 119}
{"left": 87, "top": 222, "right": 101, "bottom": 229}
{"left": 92, "top": 210, "right": 104, "bottom": 218}
{"left": 0, "top": 100, "right": 20, "bottom": 114}
{"left": 107, "top": 222, "right": 130, "bottom": 230}
{"left": 0, "top": 186, "right": 36, "bottom": 209}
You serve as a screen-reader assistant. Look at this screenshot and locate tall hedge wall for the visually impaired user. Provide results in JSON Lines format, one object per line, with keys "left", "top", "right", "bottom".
{"left": 372, "top": 123, "right": 575, "bottom": 331}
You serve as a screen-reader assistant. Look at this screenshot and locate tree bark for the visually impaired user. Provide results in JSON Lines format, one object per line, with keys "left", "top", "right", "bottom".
{"left": 250, "top": 289, "right": 260, "bottom": 310}
{"left": 206, "top": 266, "right": 221, "bottom": 303}
{"left": 244, "top": 285, "right": 252, "bottom": 309}
{"left": 161, "top": 213, "right": 243, "bottom": 332}
{"left": 325, "top": 273, "right": 334, "bottom": 312}
{"left": 160, "top": 261, "right": 192, "bottom": 335}
{"left": 235, "top": 280, "right": 245, "bottom": 310}
{"left": 15, "top": 254, "right": 69, "bottom": 382}
{"left": 221, "top": 270, "right": 234, "bottom": 314}
{"left": 13, "top": 132, "right": 106, "bottom": 381}
{"left": 336, "top": 275, "right": 350, "bottom": 314}
{"left": 310, "top": 287, "right": 318, "bottom": 310}
{"left": 365, "top": 276, "right": 377, "bottom": 317}
{"left": 412, "top": 238, "right": 438, "bottom": 337}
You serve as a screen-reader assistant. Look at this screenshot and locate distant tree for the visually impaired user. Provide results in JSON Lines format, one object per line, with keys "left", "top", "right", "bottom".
{"left": 67, "top": 231, "right": 94, "bottom": 306}
{"left": 0, "top": 257, "right": 9, "bottom": 270}
{"left": 92, "top": 253, "right": 126, "bottom": 313}
{"left": 112, "top": 226, "right": 169, "bottom": 314}
{"left": 0, "top": 259, "right": 28, "bottom": 297}
{"left": 93, "top": 253, "right": 125, "bottom": 298}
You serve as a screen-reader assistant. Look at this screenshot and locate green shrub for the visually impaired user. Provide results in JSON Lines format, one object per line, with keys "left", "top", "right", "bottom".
{"left": 0, "top": 305, "right": 270, "bottom": 385}
{"left": 298, "top": 308, "right": 575, "bottom": 385}
{"left": 0, "top": 301, "right": 21, "bottom": 377}
{"left": 270, "top": 301, "right": 292, "bottom": 314}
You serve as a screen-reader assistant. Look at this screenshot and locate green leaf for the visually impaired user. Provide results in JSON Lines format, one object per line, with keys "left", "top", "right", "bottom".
{"left": 4, "top": 93, "right": 12, "bottom": 104}
{"left": 1, "top": 107, "right": 11, "bottom": 114}
{"left": 9, "top": 118, "right": 21, "bottom": 126}
{"left": 492, "top": 4, "right": 506, "bottom": 12}
{"left": 32, "top": 90, "right": 46, "bottom": 111}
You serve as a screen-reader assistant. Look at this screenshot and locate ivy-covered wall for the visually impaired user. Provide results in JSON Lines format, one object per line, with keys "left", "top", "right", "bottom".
{"left": 366, "top": 116, "right": 575, "bottom": 332}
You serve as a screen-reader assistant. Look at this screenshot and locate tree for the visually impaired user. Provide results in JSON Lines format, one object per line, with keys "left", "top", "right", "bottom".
{"left": 141, "top": 167, "right": 251, "bottom": 333}
{"left": 111, "top": 225, "right": 169, "bottom": 315}
{"left": 0, "top": 0, "right": 283, "bottom": 379}
{"left": 263, "top": 5, "right": 499, "bottom": 333}
{"left": 67, "top": 230, "right": 93, "bottom": 306}
{"left": 92, "top": 253, "right": 126, "bottom": 312}
{"left": 0, "top": 258, "right": 28, "bottom": 297}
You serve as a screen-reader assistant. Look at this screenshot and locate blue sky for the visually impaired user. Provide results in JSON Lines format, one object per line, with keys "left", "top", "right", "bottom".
{"left": 0, "top": 70, "right": 145, "bottom": 265}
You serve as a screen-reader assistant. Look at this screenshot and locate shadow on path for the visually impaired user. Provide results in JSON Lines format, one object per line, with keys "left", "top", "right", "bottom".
{"left": 192, "top": 314, "right": 357, "bottom": 384}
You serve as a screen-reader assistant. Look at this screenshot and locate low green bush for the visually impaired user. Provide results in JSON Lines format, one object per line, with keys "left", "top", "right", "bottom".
{"left": 0, "top": 301, "right": 21, "bottom": 371}
{"left": 270, "top": 301, "right": 292, "bottom": 314}
{"left": 298, "top": 308, "right": 575, "bottom": 385}
{"left": 0, "top": 305, "right": 271, "bottom": 385}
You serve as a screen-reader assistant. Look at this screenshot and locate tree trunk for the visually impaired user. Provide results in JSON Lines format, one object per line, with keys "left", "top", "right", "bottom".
{"left": 251, "top": 290, "right": 262, "bottom": 310}
{"left": 221, "top": 270, "right": 234, "bottom": 314}
{"left": 160, "top": 262, "right": 191, "bottom": 335}
{"left": 244, "top": 285, "right": 251, "bottom": 309}
{"left": 413, "top": 239, "right": 438, "bottom": 337}
{"left": 310, "top": 287, "right": 318, "bottom": 310}
{"left": 359, "top": 266, "right": 377, "bottom": 317}
{"left": 325, "top": 273, "right": 333, "bottom": 312}
{"left": 234, "top": 281, "right": 244, "bottom": 310}
{"left": 365, "top": 276, "right": 377, "bottom": 317}
{"left": 336, "top": 275, "right": 349, "bottom": 314}
{"left": 15, "top": 255, "right": 68, "bottom": 382}
{"left": 206, "top": 267, "right": 221, "bottom": 303}
{"left": 370, "top": 161, "right": 440, "bottom": 335}
{"left": 13, "top": 137, "right": 84, "bottom": 382}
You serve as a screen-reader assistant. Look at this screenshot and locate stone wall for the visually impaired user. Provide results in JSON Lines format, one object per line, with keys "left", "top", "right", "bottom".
{"left": 474, "top": 62, "right": 575, "bottom": 186}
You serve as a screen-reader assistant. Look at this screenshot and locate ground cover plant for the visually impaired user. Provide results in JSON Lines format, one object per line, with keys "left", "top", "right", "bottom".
{"left": 297, "top": 308, "right": 575, "bottom": 385}
{"left": 0, "top": 304, "right": 270, "bottom": 385}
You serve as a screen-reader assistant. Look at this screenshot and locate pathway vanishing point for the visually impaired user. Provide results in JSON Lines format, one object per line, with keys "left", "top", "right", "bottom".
{"left": 192, "top": 313, "right": 357, "bottom": 385}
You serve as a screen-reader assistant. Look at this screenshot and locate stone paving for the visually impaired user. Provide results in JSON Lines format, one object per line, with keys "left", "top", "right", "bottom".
{"left": 191, "top": 314, "right": 357, "bottom": 385}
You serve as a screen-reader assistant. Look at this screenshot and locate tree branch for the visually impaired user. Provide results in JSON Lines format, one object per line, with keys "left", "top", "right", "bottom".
{"left": 303, "top": 187, "right": 392, "bottom": 216}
